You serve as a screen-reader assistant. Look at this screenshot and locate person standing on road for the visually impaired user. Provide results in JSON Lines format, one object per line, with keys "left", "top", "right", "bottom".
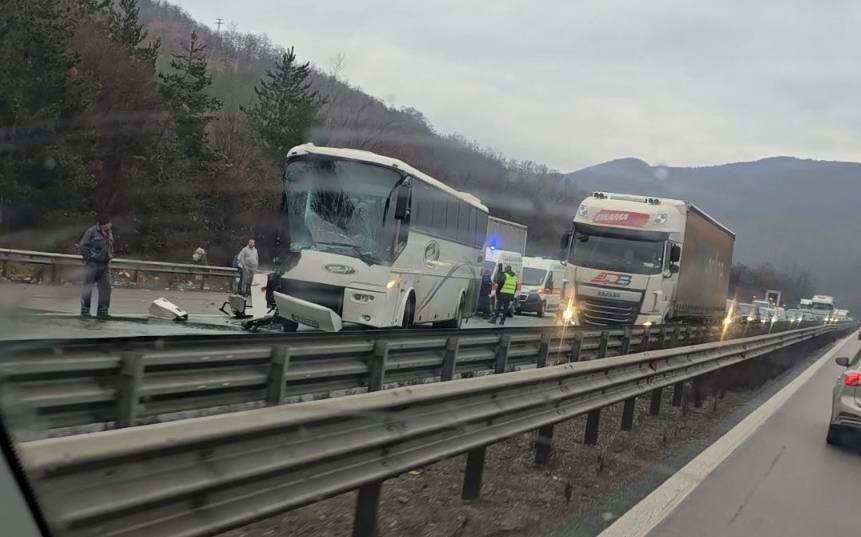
{"left": 477, "top": 268, "right": 493, "bottom": 318}
{"left": 78, "top": 215, "right": 114, "bottom": 317}
{"left": 236, "top": 238, "right": 259, "bottom": 296}
{"left": 489, "top": 264, "right": 517, "bottom": 325}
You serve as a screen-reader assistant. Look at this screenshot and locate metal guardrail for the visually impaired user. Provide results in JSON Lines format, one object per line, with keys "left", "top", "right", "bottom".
{"left": 0, "top": 248, "right": 237, "bottom": 285}
{"left": 18, "top": 323, "right": 854, "bottom": 537}
{"left": 0, "top": 321, "right": 824, "bottom": 434}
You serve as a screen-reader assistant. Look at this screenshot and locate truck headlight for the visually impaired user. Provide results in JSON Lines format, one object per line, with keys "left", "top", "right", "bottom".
{"left": 654, "top": 213, "right": 668, "bottom": 225}
{"left": 562, "top": 308, "right": 574, "bottom": 322}
{"left": 578, "top": 204, "right": 588, "bottom": 217}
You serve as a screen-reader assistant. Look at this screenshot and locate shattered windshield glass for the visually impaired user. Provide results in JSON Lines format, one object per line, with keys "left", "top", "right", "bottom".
{"left": 284, "top": 158, "right": 402, "bottom": 264}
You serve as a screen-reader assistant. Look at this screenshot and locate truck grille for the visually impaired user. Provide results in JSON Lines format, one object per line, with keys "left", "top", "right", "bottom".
{"left": 577, "top": 296, "right": 640, "bottom": 326}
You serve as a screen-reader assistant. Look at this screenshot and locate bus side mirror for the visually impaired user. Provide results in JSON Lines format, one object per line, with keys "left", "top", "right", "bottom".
{"left": 670, "top": 244, "right": 681, "bottom": 263}
{"left": 560, "top": 232, "right": 571, "bottom": 250}
{"left": 394, "top": 185, "right": 410, "bottom": 220}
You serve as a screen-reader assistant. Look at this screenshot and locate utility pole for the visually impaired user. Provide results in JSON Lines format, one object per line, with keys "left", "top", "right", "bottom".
{"left": 215, "top": 18, "right": 224, "bottom": 32}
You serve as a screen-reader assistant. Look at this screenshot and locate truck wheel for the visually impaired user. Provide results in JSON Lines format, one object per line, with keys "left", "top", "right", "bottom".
{"left": 537, "top": 301, "right": 545, "bottom": 318}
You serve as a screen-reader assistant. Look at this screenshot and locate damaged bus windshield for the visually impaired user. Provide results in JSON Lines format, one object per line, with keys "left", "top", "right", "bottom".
{"left": 285, "top": 157, "right": 403, "bottom": 265}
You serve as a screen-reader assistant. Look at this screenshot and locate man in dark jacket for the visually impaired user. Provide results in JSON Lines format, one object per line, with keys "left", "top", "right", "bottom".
{"left": 78, "top": 215, "right": 114, "bottom": 317}
{"left": 489, "top": 265, "right": 517, "bottom": 325}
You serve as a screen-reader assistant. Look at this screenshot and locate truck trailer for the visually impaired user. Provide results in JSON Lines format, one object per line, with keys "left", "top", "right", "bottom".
{"left": 561, "top": 192, "right": 735, "bottom": 326}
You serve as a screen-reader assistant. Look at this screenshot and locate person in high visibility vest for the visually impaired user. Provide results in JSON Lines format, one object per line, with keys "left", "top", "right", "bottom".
{"left": 489, "top": 264, "right": 518, "bottom": 325}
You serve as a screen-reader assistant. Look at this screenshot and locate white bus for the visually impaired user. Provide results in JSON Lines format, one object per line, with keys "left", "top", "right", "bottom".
{"left": 272, "top": 144, "right": 489, "bottom": 332}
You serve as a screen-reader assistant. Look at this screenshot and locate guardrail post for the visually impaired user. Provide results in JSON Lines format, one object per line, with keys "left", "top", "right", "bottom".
{"left": 368, "top": 341, "right": 389, "bottom": 392}
{"left": 353, "top": 481, "right": 383, "bottom": 537}
{"left": 570, "top": 331, "right": 583, "bottom": 362}
{"left": 199, "top": 275, "right": 207, "bottom": 290}
{"left": 534, "top": 424, "right": 554, "bottom": 465}
{"left": 620, "top": 327, "right": 632, "bottom": 355}
{"left": 266, "top": 346, "right": 290, "bottom": 405}
{"left": 115, "top": 352, "right": 144, "bottom": 429}
{"left": 50, "top": 264, "right": 57, "bottom": 283}
{"left": 693, "top": 376, "right": 705, "bottom": 408}
{"left": 536, "top": 333, "right": 551, "bottom": 368}
{"left": 462, "top": 446, "right": 487, "bottom": 500}
{"left": 642, "top": 326, "right": 652, "bottom": 351}
{"left": 132, "top": 270, "right": 139, "bottom": 286}
{"left": 676, "top": 327, "right": 685, "bottom": 346}
{"left": 441, "top": 337, "right": 460, "bottom": 381}
{"left": 659, "top": 328, "right": 669, "bottom": 348}
{"left": 1, "top": 260, "right": 7, "bottom": 278}
{"left": 584, "top": 408, "right": 601, "bottom": 445}
{"left": 672, "top": 381, "right": 684, "bottom": 406}
{"left": 494, "top": 335, "right": 511, "bottom": 374}
{"left": 649, "top": 387, "right": 663, "bottom": 415}
{"left": 598, "top": 330, "right": 610, "bottom": 358}
{"left": 621, "top": 397, "right": 636, "bottom": 431}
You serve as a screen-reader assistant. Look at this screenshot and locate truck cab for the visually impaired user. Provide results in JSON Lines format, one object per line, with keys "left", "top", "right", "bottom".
{"left": 516, "top": 257, "right": 568, "bottom": 317}
{"left": 561, "top": 192, "right": 734, "bottom": 326}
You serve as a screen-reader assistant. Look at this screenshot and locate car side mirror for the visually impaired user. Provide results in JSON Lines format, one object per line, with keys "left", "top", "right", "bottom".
{"left": 670, "top": 244, "right": 681, "bottom": 263}
{"left": 836, "top": 357, "right": 850, "bottom": 367}
{"left": 394, "top": 185, "right": 410, "bottom": 220}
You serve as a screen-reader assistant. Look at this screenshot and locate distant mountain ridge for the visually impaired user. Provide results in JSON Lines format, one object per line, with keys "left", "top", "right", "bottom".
{"left": 564, "top": 156, "right": 861, "bottom": 311}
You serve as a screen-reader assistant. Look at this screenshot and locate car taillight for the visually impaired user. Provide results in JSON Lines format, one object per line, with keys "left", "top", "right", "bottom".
{"left": 844, "top": 373, "right": 861, "bottom": 386}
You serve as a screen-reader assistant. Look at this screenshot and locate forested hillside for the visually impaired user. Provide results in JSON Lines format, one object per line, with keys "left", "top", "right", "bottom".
{"left": 0, "top": 0, "right": 584, "bottom": 266}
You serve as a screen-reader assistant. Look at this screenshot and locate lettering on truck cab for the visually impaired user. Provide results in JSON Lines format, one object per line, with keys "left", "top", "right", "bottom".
{"left": 591, "top": 272, "right": 633, "bottom": 287}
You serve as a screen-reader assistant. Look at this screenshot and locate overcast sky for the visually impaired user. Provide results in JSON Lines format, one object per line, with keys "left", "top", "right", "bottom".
{"left": 172, "top": 0, "right": 861, "bottom": 171}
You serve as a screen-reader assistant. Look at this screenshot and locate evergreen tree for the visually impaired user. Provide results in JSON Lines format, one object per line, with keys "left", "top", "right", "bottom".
{"left": 108, "top": 0, "right": 160, "bottom": 67}
{"left": 243, "top": 47, "right": 326, "bottom": 162}
{"left": 0, "top": 0, "right": 95, "bottom": 232}
{"left": 158, "top": 31, "right": 221, "bottom": 158}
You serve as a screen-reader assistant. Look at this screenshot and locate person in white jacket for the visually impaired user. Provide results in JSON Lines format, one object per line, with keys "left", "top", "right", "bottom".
{"left": 236, "top": 239, "right": 259, "bottom": 296}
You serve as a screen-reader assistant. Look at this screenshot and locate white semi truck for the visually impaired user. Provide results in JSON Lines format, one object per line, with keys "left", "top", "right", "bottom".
{"left": 809, "top": 295, "right": 836, "bottom": 321}
{"left": 560, "top": 192, "right": 735, "bottom": 326}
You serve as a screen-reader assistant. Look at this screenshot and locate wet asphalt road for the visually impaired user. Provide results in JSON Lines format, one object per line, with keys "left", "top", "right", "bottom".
{"left": 0, "top": 283, "right": 559, "bottom": 340}
{"left": 641, "top": 334, "right": 861, "bottom": 537}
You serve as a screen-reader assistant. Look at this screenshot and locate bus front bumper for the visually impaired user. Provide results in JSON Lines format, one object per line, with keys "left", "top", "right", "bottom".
{"left": 273, "top": 291, "right": 344, "bottom": 332}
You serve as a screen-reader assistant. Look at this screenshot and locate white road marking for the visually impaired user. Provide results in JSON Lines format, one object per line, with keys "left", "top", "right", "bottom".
{"left": 596, "top": 331, "right": 858, "bottom": 537}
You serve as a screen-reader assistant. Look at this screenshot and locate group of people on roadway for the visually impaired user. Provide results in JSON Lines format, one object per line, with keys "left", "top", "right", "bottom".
{"left": 478, "top": 264, "right": 519, "bottom": 325}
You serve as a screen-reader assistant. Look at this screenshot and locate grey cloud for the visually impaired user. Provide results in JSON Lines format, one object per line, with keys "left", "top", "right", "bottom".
{"left": 174, "top": 0, "right": 861, "bottom": 170}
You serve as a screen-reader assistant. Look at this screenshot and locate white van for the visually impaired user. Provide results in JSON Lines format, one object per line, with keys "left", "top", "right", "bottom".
{"left": 516, "top": 257, "right": 569, "bottom": 317}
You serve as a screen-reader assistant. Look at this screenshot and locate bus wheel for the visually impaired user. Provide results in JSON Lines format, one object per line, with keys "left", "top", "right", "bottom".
{"left": 401, "top": 297, "right": 415, "bottom": 329}
{"left": 436, "top": 298, "right": 464, "bottom": 329}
